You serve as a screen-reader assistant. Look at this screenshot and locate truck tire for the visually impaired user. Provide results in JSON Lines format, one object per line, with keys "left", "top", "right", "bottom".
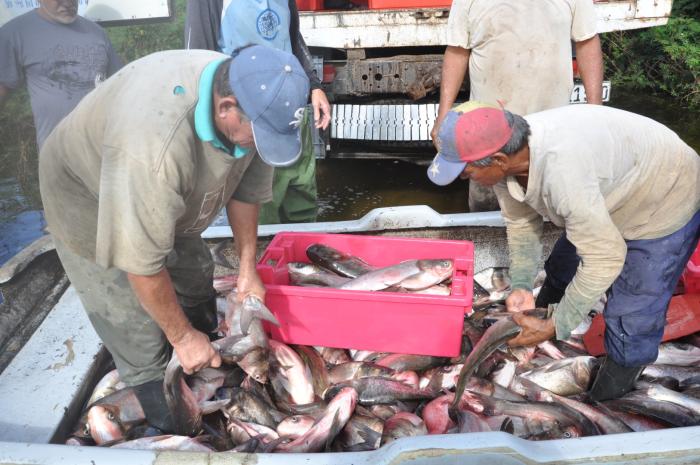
{"left": 468, "top": 182, "right": 500, "bottom": 212}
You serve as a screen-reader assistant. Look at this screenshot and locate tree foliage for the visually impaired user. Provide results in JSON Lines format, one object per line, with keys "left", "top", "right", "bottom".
{"left": 602, "top": 2, "right": 700, "bottom": 108}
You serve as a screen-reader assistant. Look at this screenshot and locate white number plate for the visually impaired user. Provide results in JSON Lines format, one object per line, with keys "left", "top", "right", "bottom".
{"left": 570, "top": 81, "right": 611, "bottom": 104}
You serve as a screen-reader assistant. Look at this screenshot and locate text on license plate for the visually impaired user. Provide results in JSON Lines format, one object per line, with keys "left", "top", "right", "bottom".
{"left": 570, "top": 81, "right": 611, "bottom": 104}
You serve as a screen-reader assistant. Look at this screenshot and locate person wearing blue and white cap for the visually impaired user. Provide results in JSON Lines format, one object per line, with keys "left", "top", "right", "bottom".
{"left": 38, "top": 45, "right": 310, "bottom": 432}
{"left": 185, "top": 0, "right": 331, "bottom": 225}
{"left": 428, "top": 102, "right": 700, "bottom": 401}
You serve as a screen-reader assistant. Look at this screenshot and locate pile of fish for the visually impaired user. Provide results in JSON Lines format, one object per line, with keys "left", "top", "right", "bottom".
{"left": 287, "top": 243, "right": 454, "bottom": 294}
{"left": 65, "top": 245, "right": 700, "bottom": 452}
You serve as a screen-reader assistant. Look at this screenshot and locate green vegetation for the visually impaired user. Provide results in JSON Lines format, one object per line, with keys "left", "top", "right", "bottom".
{"left": 106, "top": 0, "right": 186, "bottom": 63}
{"left": 602, "top": 0, "right": 700, "bottom": 108}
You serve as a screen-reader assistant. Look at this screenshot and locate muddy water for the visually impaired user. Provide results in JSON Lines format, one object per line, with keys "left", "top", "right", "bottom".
{"left": 1, "top": 91, "right": 698, "bottom": 265}
{"left": 318, "top": 90, "right": 700, "bottom": 221}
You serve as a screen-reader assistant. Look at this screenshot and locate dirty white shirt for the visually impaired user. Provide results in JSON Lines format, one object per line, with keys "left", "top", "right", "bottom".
{"left": 39, "top": 50, "right": 273, "bottom": 276}
{"left": 446, "top": 0, "right": 597, "bottom": 114}
{"left": 493, "top": 105, "right": 700, "bottom": 339}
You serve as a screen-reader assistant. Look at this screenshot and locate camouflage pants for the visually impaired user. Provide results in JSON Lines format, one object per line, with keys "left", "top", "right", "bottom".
{"left": 54, "top": 236, "right": 215, "bottom": 386}
{"left": 258, "top": 108, "right": 318, "bottom": 225}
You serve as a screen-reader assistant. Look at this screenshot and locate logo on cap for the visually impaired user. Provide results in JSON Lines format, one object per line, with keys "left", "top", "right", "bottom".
{"left": 228, "top": 45, "right": 311, "bottom": 167}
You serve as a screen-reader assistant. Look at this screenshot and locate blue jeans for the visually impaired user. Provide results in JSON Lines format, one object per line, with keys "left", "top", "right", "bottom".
{"left": 544, "top": 210, "right": 700, "bottom": 367}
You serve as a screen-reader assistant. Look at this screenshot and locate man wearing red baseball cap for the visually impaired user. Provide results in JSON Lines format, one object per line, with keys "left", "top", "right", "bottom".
{"left": 429, "top": 102, "right": 700, "bottom": 401}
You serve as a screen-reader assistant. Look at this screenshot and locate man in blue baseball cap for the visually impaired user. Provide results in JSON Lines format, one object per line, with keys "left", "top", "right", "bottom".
{"left": 39, "top": 45, "right": 309, "bottom": 433}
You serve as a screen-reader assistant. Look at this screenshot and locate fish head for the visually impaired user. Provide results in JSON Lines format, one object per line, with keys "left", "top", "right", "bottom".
{"left": 238, "top": 348, "right": 270, "bottom": 384}
{"left": 490, "top": 268, "right": 511, "bottom": 291}
{"left": 419, "top": 259, "right": 454, "bottom": 280}
{"left": 276, "top": 415, "right": 315, "bottom": 438}
{"left": 86, "top": 404, "right": 124, "bottom": 445}
{"left": 288, "top": 262, "right": 316, "bottom": 276}
{"left": 323, "top": 383, "right": 354, "bottom": 403}
{"left": 574, "top": 356, "right": 599, "bottom": 390}
{"left": 307, "top": 244, "right": 344, "bottom": 261}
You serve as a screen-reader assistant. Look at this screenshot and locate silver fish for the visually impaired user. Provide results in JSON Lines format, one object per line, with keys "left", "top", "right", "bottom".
{"left": 287, "top": 262, "right": 351, "bottom": 288}
{"left": 275, "top": 387, "right": 358, "bottom": 453}
{"left": 380, "top": 412, "right": 427, "bottom": 446}
{"left": 654, "top": 342, "right": 700, "bottom": 366}
{"left": 86, "top": 369, "right": 126, "bottom": 407}
{"left": 520, "top": 356, "right": 598, "bottom": 396}
{"left": 339, "top": 259, "right": 453, "bottom": 292}
{"left": 453, "top": 317, "right": 521, "bottom": 408}
{"left": 306, "top": 243, "right": 375, "bottom": 279}
{"left": 269, "top": 340, "right": 315, "bottom": 406}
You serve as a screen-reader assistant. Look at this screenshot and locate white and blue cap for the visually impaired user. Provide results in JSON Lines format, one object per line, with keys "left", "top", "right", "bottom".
{"left": 229, "top": 45, "right": 310, "bottom": 167}
{"left": 427, "top": 110, "right": 464, "bottom": 186}
{"left": 427, "top": 101, "right": 513, "bottom": 186}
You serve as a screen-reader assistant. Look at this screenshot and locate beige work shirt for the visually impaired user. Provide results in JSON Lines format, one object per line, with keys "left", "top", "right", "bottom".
{"left": 40, "top": 50, "right": 273, "bottom": 276}
{"left": 446, "top": 0, "right": 598, "bottom": 114}
{"left": 493, "top": 105, "right": 700, "bottom": 339}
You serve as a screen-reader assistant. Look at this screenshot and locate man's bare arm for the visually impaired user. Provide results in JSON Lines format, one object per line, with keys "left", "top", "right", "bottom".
{"left": 127, "top": 269, "right": 221, "bottom": 374}
{"left": 575, "top": 35, "right": 604, "bottom": 105}
{"left": 431, "top": 46, "right": 470, "bottom": 147}
{"left": 226, "top": 199, "right": 265, "bottom": 301}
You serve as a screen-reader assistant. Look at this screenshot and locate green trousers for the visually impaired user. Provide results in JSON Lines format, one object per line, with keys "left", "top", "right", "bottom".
{"left": 54, "top": 236, "right": 214, "bottom": 386}
{"left": 258, "top": 109, "right": 318, "bottom": 225}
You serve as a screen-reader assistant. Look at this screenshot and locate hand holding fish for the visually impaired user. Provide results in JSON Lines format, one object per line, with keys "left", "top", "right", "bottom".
{"left": 507, "top": 312, "right": 555, "bottom": 347}
{"left": 172, "top": 328, "right": 222, "bottom": 375}
{"left": 506, "top": 288, "right": 535, "bottom": 313}
{"left": 236, "top": 269, "right": 266, "bottom": 303}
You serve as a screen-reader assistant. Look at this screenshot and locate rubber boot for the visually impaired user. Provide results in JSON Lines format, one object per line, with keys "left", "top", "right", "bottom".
{"left": 535, "top": 279, "right": 566, "bottom": 308}
{"left": 181, "top": 296, "right": 218, "bottom": 338}
{"left": 588, "top": 356, "right": 644, "bottom": 402}
{"left": 132, "top": 379, "right": 175, "bottom": 433}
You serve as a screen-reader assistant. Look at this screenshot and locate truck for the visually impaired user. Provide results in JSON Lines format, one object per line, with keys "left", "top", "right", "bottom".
{"left": 296, "top": 0, "right": 673, "bottom": 163}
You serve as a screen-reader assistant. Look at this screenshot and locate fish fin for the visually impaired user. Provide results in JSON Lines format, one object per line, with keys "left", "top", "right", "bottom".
{"left": 324, "top": 409, "right": 342, "bottom": 452}
{"left": 243, "top": 295, "right": 280, "bottom": 329}
{"left": 356, "top": 424, "right": 380, "bottom": 444}
{"left": 452, "top": 366, "right": 470, "bottom": 410}
{"left": 199, "top": 399, "right": 231, "bottom": 415}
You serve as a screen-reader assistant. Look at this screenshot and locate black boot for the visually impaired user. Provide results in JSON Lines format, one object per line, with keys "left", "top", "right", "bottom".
{"left": 181, "top": 296, "right": 218, "bottom": 337}
{"left": 132, "top": 379, "right": 175, "bottom": 433}
{"left": 588, "top": 357, "right": 644, "bottom": 402}
{"left": 535, "top": 279, "right": 566, "bottom": 308}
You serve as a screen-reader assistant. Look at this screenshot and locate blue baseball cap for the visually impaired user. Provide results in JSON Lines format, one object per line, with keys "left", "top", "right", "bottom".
{"left": 229, "top": 46, "right": 310, "bottom": 167}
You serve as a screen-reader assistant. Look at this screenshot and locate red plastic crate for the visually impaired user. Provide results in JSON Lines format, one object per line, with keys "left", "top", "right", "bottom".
{"left": 369, "top": 0, "right": 451, "bottom": 9}
{"left": 682, "top": 244, "right": 700, "bottom": 294}
{"left": 256, "top": 232, "right": 474, "bottom": 357}
{"left": 295, "top": 0, "right": 324, "bottom": 11}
